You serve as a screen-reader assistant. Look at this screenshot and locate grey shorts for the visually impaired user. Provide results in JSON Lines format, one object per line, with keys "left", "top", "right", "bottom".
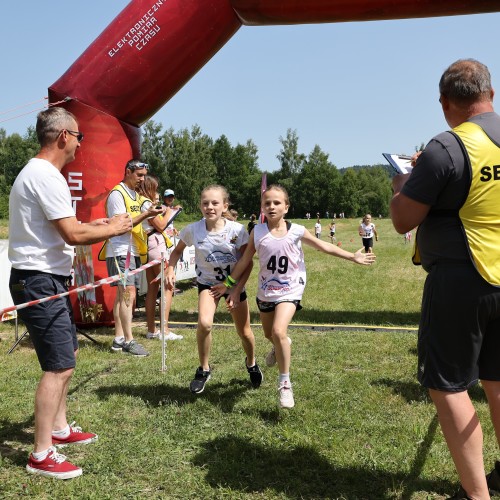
{"left": 9, "top": 269, "right": 77, "bottom": 371}
{"left": 106, "top": 256, "right": 142, "bottom": 287}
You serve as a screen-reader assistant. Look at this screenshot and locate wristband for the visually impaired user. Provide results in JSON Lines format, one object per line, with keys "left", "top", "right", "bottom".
{"left": 223, "top": 277, "right": 233, "bottom": 288}
{"left": 226, "top": 275, "right": 237, "bottom": 286}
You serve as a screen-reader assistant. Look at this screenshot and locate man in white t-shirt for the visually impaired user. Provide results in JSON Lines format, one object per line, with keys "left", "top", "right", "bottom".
{"left": 9, "top": 107, "right": 132, "bottom": 479}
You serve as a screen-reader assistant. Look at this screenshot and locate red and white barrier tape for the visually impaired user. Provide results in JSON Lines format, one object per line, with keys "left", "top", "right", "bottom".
{"left": 1, "top": 258, "right": 162, "bottom": 317}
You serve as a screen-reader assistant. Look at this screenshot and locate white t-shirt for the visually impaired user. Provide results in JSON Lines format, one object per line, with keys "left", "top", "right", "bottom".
{"left": 8, "top": 158, "right": 75, "bottom": 276}
{"left": 253, "top": 222, "right": 307, "bottom": 302}
{"left": 105, "top": 183, "right": 138, "bottom": 257}
{"left": 179, "top": 219, "right": 248, "bottom": 286}
{"left": 315, "top": 222, "right": 321, "bottom": 234}
{"left": 140, "top": 198, "right": 154, "bottom": 233}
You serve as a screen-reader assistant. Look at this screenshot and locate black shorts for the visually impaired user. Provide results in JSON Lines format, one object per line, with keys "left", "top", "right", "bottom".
{"left": 362, "top": 237, "right": 373, "bottom": 251}
{"left": 9, "top": 269, "right": 77, "bottom": 371}
{"left": 418, "top": 261, "right": 500, "bottom": 391}
{"left": 256, "top": 298, "right": 302, "bottom": 313}
{"left": 198, "top": 283, "right": 247, "bottom": 302}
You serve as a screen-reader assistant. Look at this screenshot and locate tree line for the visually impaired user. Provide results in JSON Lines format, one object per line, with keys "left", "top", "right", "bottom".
{"left": 0, "top": 123, "right": 393, "bottom": 220}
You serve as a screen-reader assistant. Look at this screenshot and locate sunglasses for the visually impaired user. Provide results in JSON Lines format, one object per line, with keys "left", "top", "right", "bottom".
{"left": 63, "top": 129, "right": 84, "bottom": 142}
{"left": 127, "top": 162, "right": 149, "bottom": 171}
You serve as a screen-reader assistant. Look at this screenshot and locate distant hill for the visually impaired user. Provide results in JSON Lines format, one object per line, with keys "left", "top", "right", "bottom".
{"left": 339, "top": 163, "right": 394, "bottom": 177}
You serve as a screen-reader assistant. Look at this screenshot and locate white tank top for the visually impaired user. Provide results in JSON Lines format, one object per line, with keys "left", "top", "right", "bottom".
{"left": 360, "top": 222, "right": 375, "bottom": 239}
{"left": 253, "top": 222, "right": 306, "bottom": 301}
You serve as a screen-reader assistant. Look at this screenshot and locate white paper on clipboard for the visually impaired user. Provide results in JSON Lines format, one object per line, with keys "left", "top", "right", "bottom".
{"left": 382, "top": 153, "right": 414, "bottom": 175}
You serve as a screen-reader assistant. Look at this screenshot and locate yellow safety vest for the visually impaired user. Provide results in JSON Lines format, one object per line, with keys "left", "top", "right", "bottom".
{"left": 413, "top": 121, "right": 500, "bottom": 286}
{"left": 454, "top": 121, "right": 500, "bottom": 286}
{"left": 98, "top": 184, "right": 148, "bottom": 264}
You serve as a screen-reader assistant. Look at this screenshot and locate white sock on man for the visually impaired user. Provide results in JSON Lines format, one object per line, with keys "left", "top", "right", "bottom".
{"left": 31, "top": 448, "right": 50, "bottom": 461}
{"left": 279, "top": 373, "right": 291, "bottom": 385}
{"left": 52, "top": 424, "right": 70, "bottom": 439}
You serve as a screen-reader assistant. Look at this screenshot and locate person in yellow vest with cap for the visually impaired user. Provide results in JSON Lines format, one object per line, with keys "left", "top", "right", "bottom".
{"left": 101, "top": 159, "right": 163, "bottom": 357}
{"left": 391, "top": 59, "right": 500, "bottom": 500}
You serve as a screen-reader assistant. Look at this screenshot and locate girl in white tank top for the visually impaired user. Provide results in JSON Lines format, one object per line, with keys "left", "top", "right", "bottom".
{"left": 212, "top": 185, "right": 376, "bottom": 409}
{"left": 166, "top": 185, "right": 262, "bottom": 394}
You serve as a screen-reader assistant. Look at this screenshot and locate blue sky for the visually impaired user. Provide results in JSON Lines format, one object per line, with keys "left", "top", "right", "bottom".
{"left": 2, "top": 2, "right": 500, "bottom": 171}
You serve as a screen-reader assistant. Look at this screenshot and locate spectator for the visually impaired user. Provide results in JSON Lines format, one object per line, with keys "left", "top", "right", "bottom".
{"left": 247, "top": 214, "right": 257, "bottom": 234}
{"left": 137, "top": 175, "right": 183, "bottom": 341}
{"left": 314, "top": 218, "right": 322, "bottom": 239}
{"left": 8, "top": 107, "right": 132, "bottom": 479}
{"left": 100, "top": 160, "right": 163, "bottom": 357}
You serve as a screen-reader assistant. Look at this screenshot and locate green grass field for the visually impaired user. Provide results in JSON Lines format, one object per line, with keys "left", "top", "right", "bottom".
{"left": 0, "top": 218, "right": 497, "bottom": 499}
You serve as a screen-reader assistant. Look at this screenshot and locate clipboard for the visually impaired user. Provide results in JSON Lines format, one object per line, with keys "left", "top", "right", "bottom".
{"left": 382, "top": 153, "right": 413, "bottom": 175}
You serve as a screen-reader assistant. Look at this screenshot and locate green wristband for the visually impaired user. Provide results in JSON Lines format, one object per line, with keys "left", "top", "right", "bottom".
{"left": 223, "top": 278, "right": 233, "bottom": 288}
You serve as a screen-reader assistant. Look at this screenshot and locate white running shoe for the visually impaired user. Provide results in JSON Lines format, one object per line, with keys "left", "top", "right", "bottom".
{"left": 164, "top": 331, "right": 183, "bottom": 341}
{"left": 265, "top": 336, "right": 292, "bottom": 367}
{"left": 278, "top": 381, "right": 295, "bottom": 409}
{"left": 147, "top": 331, "right": 183, "bottom": 340}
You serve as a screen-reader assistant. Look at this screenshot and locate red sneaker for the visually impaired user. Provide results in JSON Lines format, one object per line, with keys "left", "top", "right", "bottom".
{"left": 26, "top": 446, "right": 82, "bottom": 479}
{"left": 52, "top": 421, "right": 98, "bottom": 448}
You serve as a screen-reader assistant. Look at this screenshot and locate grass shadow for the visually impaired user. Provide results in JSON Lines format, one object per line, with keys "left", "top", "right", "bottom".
{"left": 173, "top": 308, "right": 421, "bottom": 328}
{"left": 294, "top": 309, "right": 421, "bottom": 327}
{"left": 94, "top": 380, "right": 250, "bottom": 413}
{"left": 192, "top": 434, "right": 453, "bottom": 499}
{"left": 0, "top": 416, "right": 34, "bottom": 465}
{"left": 374, "top": 378, "right": 430, "bottom": 404}
{"left": 375, "top": 378, "right": 488, "bottom": 404}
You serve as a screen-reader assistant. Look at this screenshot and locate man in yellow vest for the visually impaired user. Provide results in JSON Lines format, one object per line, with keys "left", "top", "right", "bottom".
{"left": 102, "top": 160, "right": 163, "bottom": 357}
{"left": 391, "top": 59, "right": 500, "bottom": 499}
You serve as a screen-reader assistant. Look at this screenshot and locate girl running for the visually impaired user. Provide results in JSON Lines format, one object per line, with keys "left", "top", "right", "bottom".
{"left": 212, "top": 185, "right": 375, "bottom": 409}
{"left": 137, "top": 175, "right": 183, "bottom": 341}
{"left": 359, "top": 214, "right": 378, "bottom": 253}
{"left": 166, "top": 185, "right": 262, "bottom": 394}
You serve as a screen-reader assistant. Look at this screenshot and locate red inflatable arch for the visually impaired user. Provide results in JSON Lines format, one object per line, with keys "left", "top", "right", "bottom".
{"left": 49, "top": 0, "right": 500, "bottom": 325}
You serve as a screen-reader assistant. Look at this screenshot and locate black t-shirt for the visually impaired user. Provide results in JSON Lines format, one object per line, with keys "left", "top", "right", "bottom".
{"left": 401, "top": 112, "right": 500, "bottom": 271}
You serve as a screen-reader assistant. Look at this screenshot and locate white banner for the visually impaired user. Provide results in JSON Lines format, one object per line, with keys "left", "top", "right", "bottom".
{"left": 138, "top": 240, "right": 196, "bottom": 295}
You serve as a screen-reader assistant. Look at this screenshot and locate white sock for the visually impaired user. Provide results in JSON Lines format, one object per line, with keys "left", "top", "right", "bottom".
{"left": 115, "top": 336, "right": 125, "bottom": 343}
{"left": 32, "top": 448, "right": 50, "bottom": 461}
{"left": 279, "top": 373, "right": 290, "bottom": 385}
{"left": 52, "top": 424, "right": 70, "bottom": 438}
{"left": 246, "top": 358, "right": 256, "bottom": 368}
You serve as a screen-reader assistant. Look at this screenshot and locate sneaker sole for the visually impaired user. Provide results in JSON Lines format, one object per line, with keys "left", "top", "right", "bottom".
{"left": 280, "top": 400, "right": 295, "bottom": 409}
{"left": 111, "top": 347, "right": 123, "bottom": 352}
{"left": 190, "top": 374, "right": 211, "bottom": 394}
{"left": 26, "top": 465, "right": 83, "bottom": 479}
{"left": 54, "top": 436, "right": 98, "bottom": 448}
